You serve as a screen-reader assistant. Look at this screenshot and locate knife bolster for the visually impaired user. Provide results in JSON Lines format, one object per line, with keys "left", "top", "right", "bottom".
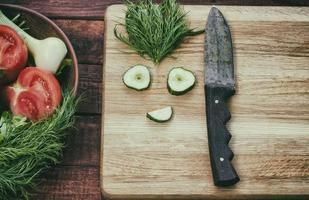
{"left": 205, "top": 85, "right": 239, "bottom": 187}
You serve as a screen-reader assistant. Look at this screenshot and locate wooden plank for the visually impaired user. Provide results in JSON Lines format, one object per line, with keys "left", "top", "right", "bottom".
{"left": 32, "top": 166, "right": 100, "bottom": 200}
{"left": 103, "top": 154, "right": 308, "bottom": 198}
{"left": 102, "top": 5, "right": 309, "bottom": 199}
{"left": 77, "top": 64, "right": 102, "bottom": 114}
{"left": 12, "top": 0, "right": 309, "bottom": 19}
{"left": 53, "top": 20, "right": 104, "bottom": 65}
{"left": 61, "top": 116, "right": 101, "bottom": 166}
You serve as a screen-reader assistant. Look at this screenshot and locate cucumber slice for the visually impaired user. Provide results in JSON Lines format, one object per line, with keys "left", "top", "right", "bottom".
{"left": 147, "top": 106, "right": 173, "bottom": 123}
{"left": 167, "top": 67, "right": 196, "bottom": 95}
{"left": 122, "top": 65, "right": 151, "bottom": 91}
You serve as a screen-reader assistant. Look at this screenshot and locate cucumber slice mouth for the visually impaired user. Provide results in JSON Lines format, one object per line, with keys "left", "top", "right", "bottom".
{"left": 167, "top": 67, "right": 196, "bottom": 95}
{"left": 147, "top": 106, "right": 173, "bottom": 123}
{"left": 122, "top": 65, "right": 151, "bottom": 91}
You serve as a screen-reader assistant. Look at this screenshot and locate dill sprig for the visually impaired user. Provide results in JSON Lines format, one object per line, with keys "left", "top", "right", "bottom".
{"left": 0, "top": 90, "right": 80, "bottom": 200}
{"left": 114, "top": 0, "right": 204, "bottom": 64}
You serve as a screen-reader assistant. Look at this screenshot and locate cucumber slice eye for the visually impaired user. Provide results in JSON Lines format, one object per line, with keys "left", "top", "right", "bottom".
{"left": 122, "top": 65, "right": 151, "bottom": 91}
{"left": 167, "top": 67, "right": 196, "bottom": 96}
{"left": 147, "top": 106, "right": 173, "bottom": 123}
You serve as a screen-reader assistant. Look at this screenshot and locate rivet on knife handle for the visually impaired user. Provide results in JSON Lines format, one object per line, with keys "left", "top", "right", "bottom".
{"left": 204, "top": 7, "right": 239, "bottom": 186}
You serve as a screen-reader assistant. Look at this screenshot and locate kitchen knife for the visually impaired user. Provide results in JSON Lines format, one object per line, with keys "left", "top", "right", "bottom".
{"left": 204, "top": 7, "right": 239, "bottom": 187}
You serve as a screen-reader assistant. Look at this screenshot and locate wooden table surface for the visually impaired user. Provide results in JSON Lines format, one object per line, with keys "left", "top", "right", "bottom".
{"left": 7, "top": 0, "right": 308, "bottom": 199}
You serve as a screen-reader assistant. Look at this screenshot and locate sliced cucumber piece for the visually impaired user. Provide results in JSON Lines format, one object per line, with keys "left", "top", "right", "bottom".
{"left": 122, "top": 65, "right": 151, "bottom": 91}
{"left": 167, "top": 67, "right": 196, "bottom": 96}
{"left": 147, "top": 106, "right": 173, "bottom": 123}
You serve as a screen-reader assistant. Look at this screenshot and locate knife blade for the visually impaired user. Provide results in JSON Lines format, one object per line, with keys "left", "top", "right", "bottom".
{"left": 204, "top": 7, "right": 239, "bottom": 187}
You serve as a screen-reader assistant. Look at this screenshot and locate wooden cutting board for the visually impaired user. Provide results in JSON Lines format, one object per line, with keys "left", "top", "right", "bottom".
{"left": 101, "top": 5, "right": 309, "bottom": 199}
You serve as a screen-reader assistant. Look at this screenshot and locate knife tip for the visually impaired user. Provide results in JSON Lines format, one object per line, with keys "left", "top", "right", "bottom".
{"left": 209, "top": 6, "right": 223, "bottom": 17}
{"left": 210, "top": 6, "right": 219, "bottom": 12}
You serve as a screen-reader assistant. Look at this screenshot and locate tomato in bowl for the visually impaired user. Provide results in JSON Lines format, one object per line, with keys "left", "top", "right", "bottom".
{"left": 0, "top": 25, "right": 28, "bottom": 84}
{"left": 0, "top": 4, "right": 79, "bottom": 118}
{"left": 6, "top": 67, "right": 62, "bottom": 120}
{"left": 0, "top": 4, "right": 78, "bottom": 93}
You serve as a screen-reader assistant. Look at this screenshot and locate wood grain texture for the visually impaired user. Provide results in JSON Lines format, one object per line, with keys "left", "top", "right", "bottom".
{"left": 102, "top": 5, "right": 309, "bottom": 199}
{"left": 62, "top": 116, "right": 101, "bottom": 166}
{"left": 32, "top": 166, "right": 100, "bottom": 200}
{"left": 11, "top": 0, "right": 309, "bottom": 19}
{"left": 77, "top": 64, "right": 102, "bottom": 114}
{"left": 53, "top": 20, "right": 104, "bottom": 65}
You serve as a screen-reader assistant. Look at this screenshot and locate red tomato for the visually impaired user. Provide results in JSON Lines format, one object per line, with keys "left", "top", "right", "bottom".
{"left": 6, "top": 67, "right": 62, "bottom": 121}
{"left": 0, "top": 25, "right": 28, "bottom": 85}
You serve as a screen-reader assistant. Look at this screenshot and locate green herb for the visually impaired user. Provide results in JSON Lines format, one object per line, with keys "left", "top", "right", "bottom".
{"left": 56, "top": 58, "right": 73, "bottom": 76}
{"left": 114, "top": 0, "right": 204, "bottom": 64}
{"left": 0, "top": 90, "right": 80, "bottom": 200}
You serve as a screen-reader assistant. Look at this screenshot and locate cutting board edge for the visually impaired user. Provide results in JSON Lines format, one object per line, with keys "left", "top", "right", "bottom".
{"left": 103, "top": 4, "right": 309, "bottom": 10}
{"left": 100, "top": 187, "right": 309, "bottom": 200}
{"left": 103, "top": 4, "right": 309, "bottom": 22}
{"left": 100, "top": 5, "right": 110, "bottom": 199}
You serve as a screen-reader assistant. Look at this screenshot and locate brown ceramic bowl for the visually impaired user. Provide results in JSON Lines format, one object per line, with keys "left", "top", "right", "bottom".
{"left": 0, "top": 4, "right": 79, "bottom": 93}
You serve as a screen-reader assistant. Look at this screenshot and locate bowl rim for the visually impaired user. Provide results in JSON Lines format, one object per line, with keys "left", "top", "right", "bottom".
{"left": 0, "top": 3, "right": 79, "bottom": 94}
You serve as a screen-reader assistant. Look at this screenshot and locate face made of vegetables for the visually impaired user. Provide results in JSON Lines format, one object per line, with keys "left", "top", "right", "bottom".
{"left": 122, "top": 65, "right": 196, "bottom": 123}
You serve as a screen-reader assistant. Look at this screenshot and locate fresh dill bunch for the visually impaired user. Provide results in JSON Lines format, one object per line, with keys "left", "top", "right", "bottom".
{"left": 0, "top": 89, "right": 80, "bottom": 200}
{"left": 114, "top": 0, "right": 204, "bottom": 64}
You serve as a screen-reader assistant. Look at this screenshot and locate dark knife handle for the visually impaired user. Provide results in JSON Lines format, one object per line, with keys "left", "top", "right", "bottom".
{"left": 205, "top": 85, "right": 239, "bottom": 187}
